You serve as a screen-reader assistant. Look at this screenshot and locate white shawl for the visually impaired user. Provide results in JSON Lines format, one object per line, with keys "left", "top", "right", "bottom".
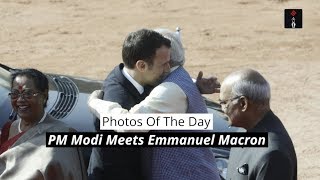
{"left": 0, "top": 115, "right": 87, "bottom": 180}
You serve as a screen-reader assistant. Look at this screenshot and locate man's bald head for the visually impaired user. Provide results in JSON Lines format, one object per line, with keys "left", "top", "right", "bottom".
{"left": 220, "top": 69, "right": 271, "bottom": 129}
{"left": 221, "top": 69, "right": 271, "bottom": 105}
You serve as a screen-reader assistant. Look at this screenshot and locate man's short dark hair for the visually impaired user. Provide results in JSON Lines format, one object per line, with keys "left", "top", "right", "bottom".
{"left": 122, "top": 29, "right": 171, "bottom": 69}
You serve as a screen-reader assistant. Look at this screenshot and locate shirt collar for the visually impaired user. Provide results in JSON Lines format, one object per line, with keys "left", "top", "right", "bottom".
{"left": 122, "top": 67, "right": 144, "bottom": 94}
{"left": 170, "top": 66, "right": 180, "bottom": 73}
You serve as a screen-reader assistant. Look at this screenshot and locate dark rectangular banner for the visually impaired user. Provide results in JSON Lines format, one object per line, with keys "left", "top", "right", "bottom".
{"left": 46, "top": 132, "right": 268, "bottom": 147}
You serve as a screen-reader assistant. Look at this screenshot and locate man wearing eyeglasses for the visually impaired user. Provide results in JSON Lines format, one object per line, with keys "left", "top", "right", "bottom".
{"left": 220, "top": 69, "right": 297, "bottom": 180}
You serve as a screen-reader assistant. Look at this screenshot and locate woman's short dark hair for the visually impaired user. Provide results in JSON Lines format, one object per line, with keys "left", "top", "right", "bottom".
{"left": 11, "top": 68, "right": 49, "bottom": 108}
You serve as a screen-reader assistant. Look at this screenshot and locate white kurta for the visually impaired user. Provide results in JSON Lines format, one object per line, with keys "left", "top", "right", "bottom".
{"left": 89, "top": 82, "right": 188, "bottom": 116}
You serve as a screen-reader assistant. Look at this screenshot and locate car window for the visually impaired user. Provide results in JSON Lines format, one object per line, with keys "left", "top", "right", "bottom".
{"left": 0, "top": 66, "right": 10, "bottom": 90}
{"left": 0, "top": 66, "right": 12, "bottom": 127}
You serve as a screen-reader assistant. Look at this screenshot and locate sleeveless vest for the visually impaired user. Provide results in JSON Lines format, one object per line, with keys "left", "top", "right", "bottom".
{"left": 163, "top": 66, "right": 207, "bottom": 113}
{"left": 152, "top": 66, "right": 220, "bottom": 180}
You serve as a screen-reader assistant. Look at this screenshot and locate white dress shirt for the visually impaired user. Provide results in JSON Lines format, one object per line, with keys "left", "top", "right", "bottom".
{"left": 122, "top": 67, "right": 144, "bottom": 94}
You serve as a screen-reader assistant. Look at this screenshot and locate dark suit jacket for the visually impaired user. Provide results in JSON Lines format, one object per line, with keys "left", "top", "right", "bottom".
{"left": 102, "top": 63, "right": 151, "bottom": 109}
{"left": 88, "top": 63, "right": 152, "bottom": 180}
{"left": 226, "top": 110, "right": 297, "bottom": 180}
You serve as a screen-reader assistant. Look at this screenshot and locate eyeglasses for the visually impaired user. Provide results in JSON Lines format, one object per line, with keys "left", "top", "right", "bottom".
{"left": 218, "top": 96, "right": 242, "bottom": 105}
{"left": 8, "top": 91, "right": 40, "bottom": 100}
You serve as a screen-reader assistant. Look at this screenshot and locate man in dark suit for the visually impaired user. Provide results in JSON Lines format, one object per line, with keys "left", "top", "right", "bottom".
{"left": 87, "top": 29, "right": 171, "bottom": 180}
{"left": 219, "top": 69, "right": 297, "bottom": 180}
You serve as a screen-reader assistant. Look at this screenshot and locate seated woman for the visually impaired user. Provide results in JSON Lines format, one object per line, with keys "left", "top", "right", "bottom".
{"left": 0, "top": 68, "right": 86, "bottom": 180}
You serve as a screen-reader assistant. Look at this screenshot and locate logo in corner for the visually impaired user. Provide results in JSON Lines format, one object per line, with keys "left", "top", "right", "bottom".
{"left": 285, "top": 9, "right": 303, "bottom": 29}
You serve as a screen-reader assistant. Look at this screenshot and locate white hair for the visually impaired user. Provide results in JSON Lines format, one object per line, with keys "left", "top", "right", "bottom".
{"left": 154, "top": 28, "right": 185, "bottom": 67}
{"left": 225, "top": 69, "right": 271, "bottom": 104}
